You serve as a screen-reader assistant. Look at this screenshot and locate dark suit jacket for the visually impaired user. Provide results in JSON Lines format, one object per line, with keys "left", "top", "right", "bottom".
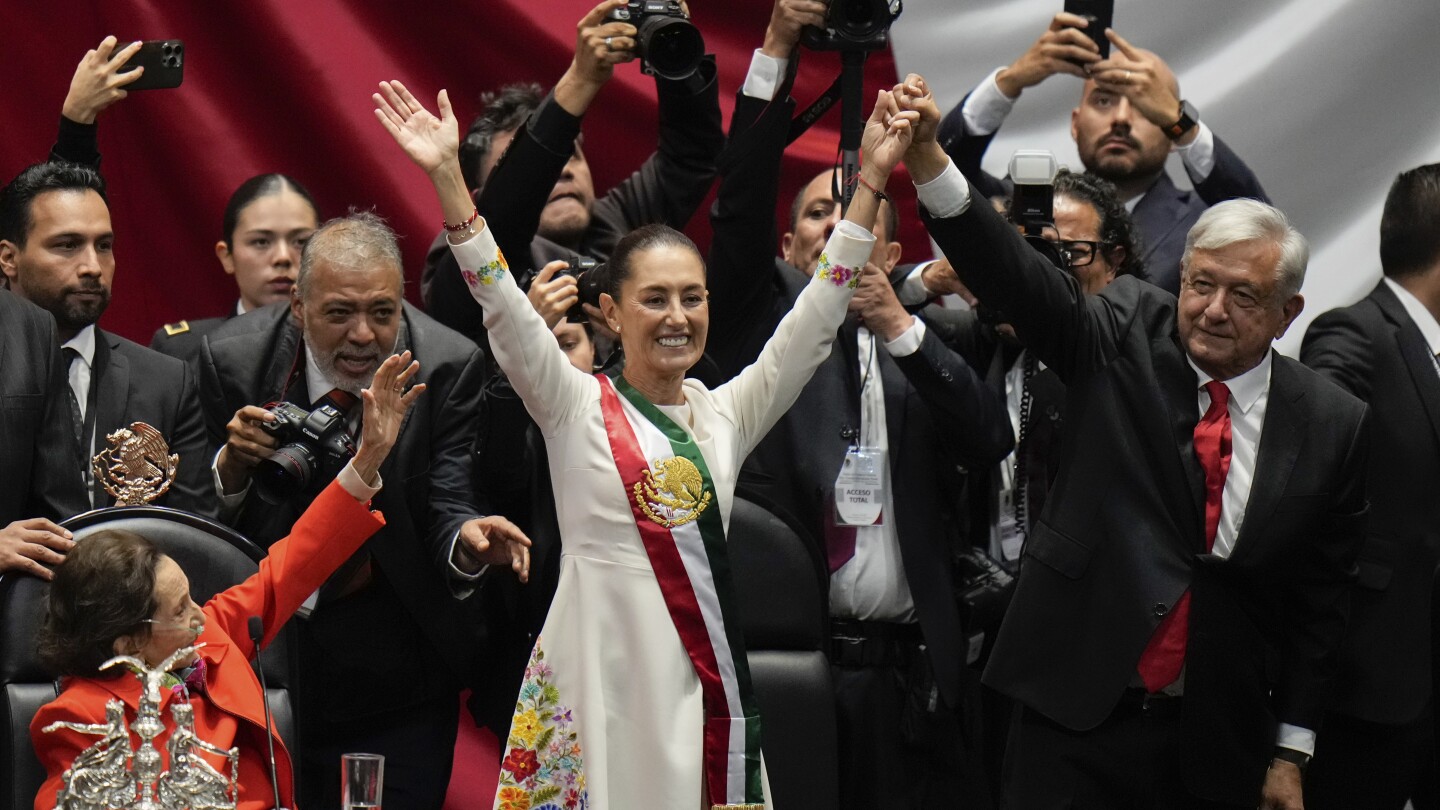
{"left": 422, "top": 62, "right": 724, "bottom": 346}
{"left": 149, "top": 315, "right": 230, "bottom": 364}
{"left": 937, "top": 93, "right": 1269, "bottom": 294}
{"left": 922, "top": 306, "right": 1065, "bottom": 550}
{"left": 924, "top": 185, "right": 1369, "bottom": 804}
{"left": 89, "top": 329, "right": 213, "bottom": 517}
{"left": 0, "top": 290, "right": 87, "bottom": 525}
{"left": 707, "top": 91, "right": 1014, "bottom": 709}
{"left": 196, "top": 302, "right": 487, "bottom": 715}
{"left": 1301, "top": 280, "right": 1440, "bottom": 725}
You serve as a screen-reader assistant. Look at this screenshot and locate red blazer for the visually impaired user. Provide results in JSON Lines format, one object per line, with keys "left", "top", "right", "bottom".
{"left": 31, "top": 480, "right": 385, "bottom": 810}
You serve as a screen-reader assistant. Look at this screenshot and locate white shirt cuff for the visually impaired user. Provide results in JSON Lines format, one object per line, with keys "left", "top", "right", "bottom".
{"left": 960, "top": 68, "right": 1017, "bottom": 136}
{"left": 897, "top": 262, "right": 935, "bottom": 306}
{"left": 211, "top": 446, "right": 250, "bottom": 514}
{"left": 742, "top": 49, "right": 787, "bottom": 102}
{"left": 1275, "top": 723, "right": 1315, "bottom": 758}
{"left": 448, "top": 527, "right": 491, "bottom": 581}
{"left": 914, "top": 159, "right": 971, "bottom": 219}
{"left": 880, "top": 316, "right": 925, "bottom": 358}
{"left": 1175, "top": 121, "right": 1217, "bottom": 184}
{"left": 336, "top": 460, "right": 382, "bottom": 501}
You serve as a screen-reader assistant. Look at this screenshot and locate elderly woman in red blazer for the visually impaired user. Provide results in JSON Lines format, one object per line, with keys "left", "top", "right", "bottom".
{"left": 30, "top": 352, "right": 426, "bottom": 810}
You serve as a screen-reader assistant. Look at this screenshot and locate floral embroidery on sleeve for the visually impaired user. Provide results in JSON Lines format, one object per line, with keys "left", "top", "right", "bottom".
{"left": 462, "top": 252, "right": 508, "bottom": 288}
{"left": 494, "top": 640, "right": 587, "bottom": 810}
{"left": 815, "top": 253, "right": 860, "bottom": 289}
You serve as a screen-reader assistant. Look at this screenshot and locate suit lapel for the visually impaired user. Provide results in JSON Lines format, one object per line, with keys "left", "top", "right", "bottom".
{"left": 1131, "top": 174, "right": 1188, "bottom": 266}
{"left": 1373, "top": 283, "right": 1440, "bottom": 449}
{"left": 1153, "top": 332, "right": 1205, "bottom": 539}
{"left": 91, "top": 331, "right": 130, "bottom": 506}
{"left": 1231, "top": 354, "right": 1306, "bottom": 557}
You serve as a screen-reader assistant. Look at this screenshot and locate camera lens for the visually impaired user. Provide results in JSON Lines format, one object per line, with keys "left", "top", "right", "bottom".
{"left": 637, "top": 16, "right": 704, "bottom": 81}
{"left": 253, "top": 444, "right": 317, "bottom": 505}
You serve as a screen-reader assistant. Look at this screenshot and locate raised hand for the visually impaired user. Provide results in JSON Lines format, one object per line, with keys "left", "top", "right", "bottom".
{"left": 62, "top": 37, "right": 146, "bottom": 125}
{"left": 1089, "top": 32, "right": 1184, "bottom": 136}
{"left": 894, "top": 73, "right": 942, "bottom": 150}
{"left": 996, "top": 11, "right": 1101, "bottom": 97}
{"left": 762, "top": 0, "right": 829, "bottom": 59}
{"left": 555, "top": 0, "right": 638, "bottom": 116}
{"left": 353, "top": 350, "right": 426, "bottom": 484}
{"left": 861, "top": 89, "right": 918, "bottom": 178}
{"left": 372, "top": 81, "right": 458, "bottom": 176}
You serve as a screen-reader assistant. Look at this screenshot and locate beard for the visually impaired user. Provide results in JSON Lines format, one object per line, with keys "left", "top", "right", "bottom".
{"left": 39, "top": 281, "right": 109, "bottom": 334}
{"left": 303, "top": 331, "right": 384, "bottom": 395}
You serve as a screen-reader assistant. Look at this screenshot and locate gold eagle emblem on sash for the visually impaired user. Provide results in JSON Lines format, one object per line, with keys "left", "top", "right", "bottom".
{"left": 634, "top": 456, "right": 712, "bottom": 528}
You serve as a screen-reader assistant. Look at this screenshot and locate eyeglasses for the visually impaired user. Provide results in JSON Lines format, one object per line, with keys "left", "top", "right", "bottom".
{"left": 1045, "top": 239, "right": 1113, "bottom": 268}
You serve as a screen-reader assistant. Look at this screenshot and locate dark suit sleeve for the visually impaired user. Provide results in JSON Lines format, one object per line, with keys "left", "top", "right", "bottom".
{"left": 1298, "top": 307, "right": 1373, "bottom": 400}
{"left": 891, "top": 327, "right": 1014, "bottom": 469}
{"left": 584, "top": 58, "right": 723, "bottom": 258}
{"left": 937, "top": 92, "right": 1012, "bottom": 203}
{"left": 920, "top": 183, "right": 1136, "bottom": 383}
{"left": 706, "top": 90, "right": 794, "bottom": 379}
{"left": 425, "top": 348, "right": 488, "bottom": 577}
{"left": 1191, "top": 132, "right": 1269, "bottom": 206}
{"left": 161, "top": 362, "right": 218, "bottom": 519}
{"left": 49, "top": 116, "right": 101, "bottom": 168}
{"left": 471, "top": 373, "right": 536, "bottom": 518}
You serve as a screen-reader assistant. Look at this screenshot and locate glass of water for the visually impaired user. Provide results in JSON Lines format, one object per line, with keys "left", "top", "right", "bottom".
{"left": 342, "top": 752, "right": 384, "bottom": 810}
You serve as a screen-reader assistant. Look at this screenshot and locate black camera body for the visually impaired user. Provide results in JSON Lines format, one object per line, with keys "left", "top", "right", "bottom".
{"left": 953, "top": 547, "right": 1017, "bottom": 667}
{"left": 802, "top": 0, "right": 902, "bottom": 52}
{"left": 1007, "top": 149, "right": 1069, "bottom": 271}
{"left": 253, "top": 400, "right": 356, "bottom": 504}
{"left": 605, "top": 0, "right": 705, "bottom": 81}
{"left": 555, "top": 255, "right": 607, "bottom": 324}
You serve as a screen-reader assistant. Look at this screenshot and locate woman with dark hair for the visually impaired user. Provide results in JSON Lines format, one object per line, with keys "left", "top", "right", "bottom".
{"left": 30, "top": 352, "right": 425, "bottom": 810}
{"left": 373, "top": 78, "right": 916, "bottom": 810}
{"left": 151, "top": 174, "right": 320, "bottom": 361}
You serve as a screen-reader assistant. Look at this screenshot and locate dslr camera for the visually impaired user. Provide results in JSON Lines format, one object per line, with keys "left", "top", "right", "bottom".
{"left": 605, "top": 0, "right": 705, "bottom": 81}
{"left": 1008, "top": 149, "right": 1068, "bottom": 270}
{"left": 555, "top": 255, "right": 608, "bottom": 324}
{"left": 253, "top": 399, "right": 356, "bottom": 504}
{"left": 802, "top": 0, "right": 903, "bottom": 52}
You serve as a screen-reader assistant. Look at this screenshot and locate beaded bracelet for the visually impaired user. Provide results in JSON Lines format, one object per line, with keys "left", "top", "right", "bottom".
{"left": 850, "top": 173, "right": 890, "bottom": 204}
{"left": 443, "top": 208, "right": 480, "bottom": 233}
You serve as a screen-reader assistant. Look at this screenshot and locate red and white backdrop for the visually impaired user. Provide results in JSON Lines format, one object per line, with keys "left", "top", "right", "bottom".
{"left": 5, "top": 1, "right": 1436, "bottom": 351}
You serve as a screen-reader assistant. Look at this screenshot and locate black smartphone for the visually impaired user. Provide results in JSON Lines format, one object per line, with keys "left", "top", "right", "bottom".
{"left": 1063, "top": 0, "right": 1113, "bottom": 59}
{"left": 117, "top": 39, "right": 185, "bottom": 90}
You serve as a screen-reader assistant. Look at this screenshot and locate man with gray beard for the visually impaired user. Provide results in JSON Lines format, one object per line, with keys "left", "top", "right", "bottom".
{"left": 197, "top": 211, "right": 530, "bottom": 810}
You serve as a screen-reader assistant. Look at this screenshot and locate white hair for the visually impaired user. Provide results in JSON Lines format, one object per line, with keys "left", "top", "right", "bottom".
{"left": 1181, "top": 199, "right": 1308, "bottom": 300}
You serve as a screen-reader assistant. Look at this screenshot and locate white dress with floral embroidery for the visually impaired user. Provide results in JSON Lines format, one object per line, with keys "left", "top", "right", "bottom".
{"left": 450, "top": 223, "right": 872, "bottom": 810}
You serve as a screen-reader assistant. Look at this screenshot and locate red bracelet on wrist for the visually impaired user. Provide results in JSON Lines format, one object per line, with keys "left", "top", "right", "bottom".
{"left": 851, "top": 173, "right": 890, "bottom": 204}
{"left": 443, "top": 208, "right": 480, "bottom": 233}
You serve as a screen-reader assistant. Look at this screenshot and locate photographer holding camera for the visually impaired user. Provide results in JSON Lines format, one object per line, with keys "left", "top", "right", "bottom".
{"left": 421, "top": 0, "right": 722, "bottom": 351}
{"left": 198, "top": 211, "right": 530, "bottom": 810}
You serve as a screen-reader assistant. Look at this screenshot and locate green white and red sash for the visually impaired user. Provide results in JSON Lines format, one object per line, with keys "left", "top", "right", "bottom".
{"left": 597, "top": 374, "right": 764, "bottom": 809}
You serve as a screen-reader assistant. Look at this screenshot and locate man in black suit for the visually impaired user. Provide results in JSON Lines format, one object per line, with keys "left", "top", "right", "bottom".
{"left": 1300, "top": 163, "right": 1440, "bottom": 809}
{"left": 938, "top": 12, "right": 1267, "bottom": 294}
{"left": 197, "top": 211, "right": 528, "bottom": 810}
{"left": 0, "top": 289, "right": 86, "bottom": 578}
{"left": 0, "top": 162, "right": 212, "bottom": 517}
{"left": 705, "top": 8, "right": 1014, "bottom": 806}
{"left": 421, "top": 0, "right": 722, "bottom": 348}
{"left": 898, "top": 75, "right": 1368, "bottom": 809}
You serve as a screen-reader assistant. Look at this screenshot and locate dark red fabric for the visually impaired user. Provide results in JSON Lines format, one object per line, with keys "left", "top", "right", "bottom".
{"left": 1, "top": 2, "right": 919, "bottom": 345}
{"left": 1137, "top": 381, "right": 1232, "bottom": 693}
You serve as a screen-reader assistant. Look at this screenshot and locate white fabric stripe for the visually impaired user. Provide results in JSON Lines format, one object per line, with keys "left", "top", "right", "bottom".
{"left": 615, "top": 391, "right": 749, "bottom": 801}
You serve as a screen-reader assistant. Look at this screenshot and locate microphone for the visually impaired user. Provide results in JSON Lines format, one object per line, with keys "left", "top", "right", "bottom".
{"left": 249, "top": 616, "right": 286, "bottom": 810}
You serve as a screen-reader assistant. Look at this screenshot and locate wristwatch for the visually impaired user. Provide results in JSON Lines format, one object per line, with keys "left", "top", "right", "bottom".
{"left": 1271, "top": 746, "right": 1311, "bottom": 772}
{"left": 1164, "top": 99, "right": 1200, "bottom": 141}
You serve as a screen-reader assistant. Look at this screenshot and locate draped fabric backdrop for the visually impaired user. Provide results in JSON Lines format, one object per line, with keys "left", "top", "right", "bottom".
{"left": 4, "top": 2, "right": 1438, "bottom": 352}
{"left": 0, "top": 1, "right": 905, "bottom": 344}
{"left": 891, "top": 0, "right": 1440, "bottom": 353}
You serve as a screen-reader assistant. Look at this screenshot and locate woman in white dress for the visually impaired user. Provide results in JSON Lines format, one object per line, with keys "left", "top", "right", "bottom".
{"left": 373, "top": 79, "right": 916, "bottom": 810}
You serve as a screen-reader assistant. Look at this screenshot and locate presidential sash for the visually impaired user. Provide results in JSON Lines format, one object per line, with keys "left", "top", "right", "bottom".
{"left": 596, "top": 374, "right": 764, "bottom": 810}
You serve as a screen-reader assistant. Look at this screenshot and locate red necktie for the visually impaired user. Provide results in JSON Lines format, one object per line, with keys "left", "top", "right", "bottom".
{"left": 1137, "top": 381, "right": 1232, "bottom": 692}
